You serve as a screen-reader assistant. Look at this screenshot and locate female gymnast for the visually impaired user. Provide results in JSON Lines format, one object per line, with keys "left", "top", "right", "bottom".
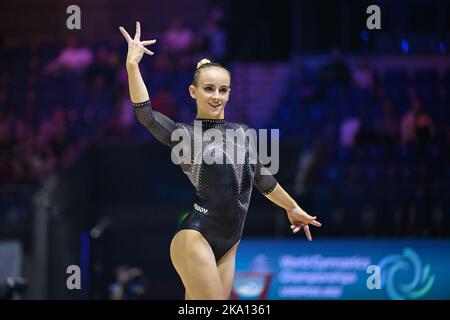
{"left": 119, "top": 21, "right": 322, "bottom": 300}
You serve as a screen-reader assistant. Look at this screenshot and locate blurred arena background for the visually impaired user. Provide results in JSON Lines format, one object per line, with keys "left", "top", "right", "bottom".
{"left": 0, "top": 0, "right": 449, "bottom": 299}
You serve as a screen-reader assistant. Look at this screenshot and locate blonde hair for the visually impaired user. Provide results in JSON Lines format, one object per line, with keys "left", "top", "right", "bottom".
{"left": 192, "top": 58, "right": 231, "bottom": 86}
{"left": 196, "top": 58, "right": 211, "bottom": 69}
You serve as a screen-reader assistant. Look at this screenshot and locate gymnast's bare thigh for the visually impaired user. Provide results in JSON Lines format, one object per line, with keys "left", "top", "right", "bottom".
{"left": 170, "top": 229, "right": 239, "bottom": 300}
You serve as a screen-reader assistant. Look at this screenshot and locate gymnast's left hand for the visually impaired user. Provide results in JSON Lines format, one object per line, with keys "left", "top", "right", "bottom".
{"left": 119, "top": 21, "right": 156, "bottom": 67}
{"left": 286, "top": 207, "right": 321, "bottom": 241}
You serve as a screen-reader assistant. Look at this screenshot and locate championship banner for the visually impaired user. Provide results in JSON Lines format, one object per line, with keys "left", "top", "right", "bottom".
{"left": 232, "top": 238, "right": 450, "bottom": 300}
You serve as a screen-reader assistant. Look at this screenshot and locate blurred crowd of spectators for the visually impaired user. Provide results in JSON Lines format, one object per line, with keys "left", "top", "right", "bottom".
{"left": 0, "top": 11, "right": 228, "bottom": 239}
{"left": 0, "top": 11, "right": 227, "bottom": 186}
{"left": 1, "top": 14, "right": 449, "bottom": 237}
{"left": 282, "top": 48, "right": 449, "bottom": 154}
{"left": 283, "top": 49, "right": 449, "bottom": 236}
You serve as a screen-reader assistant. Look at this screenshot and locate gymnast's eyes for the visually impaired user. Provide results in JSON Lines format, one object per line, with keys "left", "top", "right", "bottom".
{"left": 204, "top": 86, "right": 229, "bottom": 94}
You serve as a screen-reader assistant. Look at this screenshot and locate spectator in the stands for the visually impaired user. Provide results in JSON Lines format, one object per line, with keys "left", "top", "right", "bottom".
{"left": 161, "top": 17, "right": 196, "bottom": 71}
{"left": 352, "top": 57, "right": 375, "bottom": 91}
{"left": 320, "top": 48, "right": 351, "bottom": 87}
{"left": 400, "top": 99, "right": 436, "bottom": 148}
{"left": 45, "top": 35, "right": 93, "bottom": 74}
{"left": 373, "top": 100, "right": 400, "bottom": 147}
{"left": 86, "top": 46, "right": 117, "bottom": 89}
{"left": 200, "top": 18, "right": 227, "bottom": 63}
{"left": 108, "top": 265, "right": 146, "bottom": 300}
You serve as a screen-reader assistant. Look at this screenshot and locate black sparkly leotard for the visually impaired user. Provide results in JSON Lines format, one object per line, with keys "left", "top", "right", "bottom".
{"left": 135, "top": 102, "right": 278, "bottom": 261}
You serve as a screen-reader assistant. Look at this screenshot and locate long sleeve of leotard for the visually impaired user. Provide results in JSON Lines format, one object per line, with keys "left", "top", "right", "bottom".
{"left": 254, "top": 159, "right": 278, "bottom": 195}
{"left": 126, "top": 63, "right": 178, "bottom": 147}
{"left": 135, "top": 105, "right": 179, "bottom": 147}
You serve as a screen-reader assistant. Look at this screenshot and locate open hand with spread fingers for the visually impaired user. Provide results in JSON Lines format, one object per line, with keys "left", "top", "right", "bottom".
{"left": 287, "top": 207, "right": 322, "bottom": 241}
{"left": 119, "top": 21, "right": 156, "bottom": 67}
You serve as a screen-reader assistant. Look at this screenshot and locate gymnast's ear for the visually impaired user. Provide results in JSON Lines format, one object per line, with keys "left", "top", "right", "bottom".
{"left": 189, "top": 84, "right": 197, "bottom": 99}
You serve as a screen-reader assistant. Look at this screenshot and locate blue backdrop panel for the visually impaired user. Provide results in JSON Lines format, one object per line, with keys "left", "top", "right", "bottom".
{"left": 234, "top": 238, "right": 450, "bottom": 300}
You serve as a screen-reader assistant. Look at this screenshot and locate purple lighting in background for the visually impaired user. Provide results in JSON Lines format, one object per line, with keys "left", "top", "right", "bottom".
{"left": 1, "top": 0, "right": 450, "bottom": 301}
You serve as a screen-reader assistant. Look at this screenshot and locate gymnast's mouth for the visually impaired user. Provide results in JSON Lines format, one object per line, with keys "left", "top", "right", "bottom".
{"left": 208, "top": 103, "right": 221, "bottom": 108}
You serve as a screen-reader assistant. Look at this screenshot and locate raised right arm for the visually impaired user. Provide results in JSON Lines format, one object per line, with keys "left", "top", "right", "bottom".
{"left": 120, "top": 21, "right": 178, "bottom": 147}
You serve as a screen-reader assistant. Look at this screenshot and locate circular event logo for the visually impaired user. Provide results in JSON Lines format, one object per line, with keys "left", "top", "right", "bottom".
{"left": 378, "top": 248, "right": 435, "bottom": 300}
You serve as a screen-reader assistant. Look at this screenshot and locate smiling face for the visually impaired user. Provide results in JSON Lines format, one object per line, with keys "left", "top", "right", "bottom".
{"left": 189, "top": 67, "right": 231, "bottom": 119}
